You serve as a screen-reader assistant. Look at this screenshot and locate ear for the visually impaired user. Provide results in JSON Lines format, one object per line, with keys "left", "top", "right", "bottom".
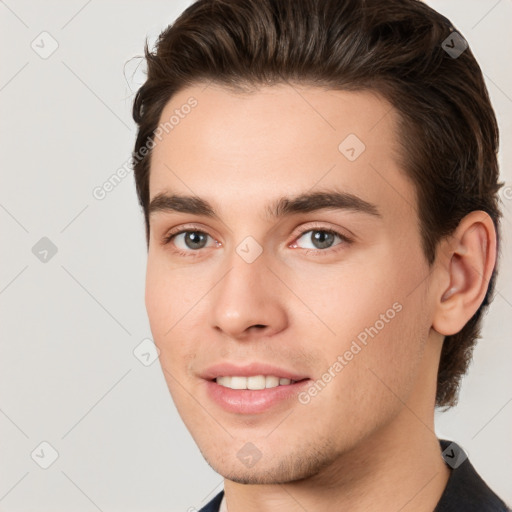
{"left": 432, "top": 211, "right": 497, "bottom": 336}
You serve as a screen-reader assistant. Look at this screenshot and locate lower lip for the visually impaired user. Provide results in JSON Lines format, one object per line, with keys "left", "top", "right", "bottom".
{"left": 204, "top": 379, "right": 312, "bottom": 414}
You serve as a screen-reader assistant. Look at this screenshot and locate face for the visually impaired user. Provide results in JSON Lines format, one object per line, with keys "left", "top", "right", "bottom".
{"left": 145, "top": 84, "right": 438, "bottom": 484}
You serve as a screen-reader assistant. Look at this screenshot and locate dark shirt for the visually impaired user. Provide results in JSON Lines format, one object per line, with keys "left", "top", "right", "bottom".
{"left": 198, "top": 439, "right": 511, "bottom": 511}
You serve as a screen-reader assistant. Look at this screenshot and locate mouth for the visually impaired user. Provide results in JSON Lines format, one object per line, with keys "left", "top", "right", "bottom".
{"left": 201, "top": 364, "right": 312, "bottom": 414}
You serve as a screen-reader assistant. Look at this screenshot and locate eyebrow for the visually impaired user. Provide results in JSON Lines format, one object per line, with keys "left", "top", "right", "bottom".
{"left": 148, "top": 190, "right": 381, "bottom": 220}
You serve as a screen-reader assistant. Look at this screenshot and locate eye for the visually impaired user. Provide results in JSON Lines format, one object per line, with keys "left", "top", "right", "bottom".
{"left": 292, "top": 228, "right": 351, "bottom": 253}
{"left": 161, "top": 225, "right": 352, "bottom": 257}
{"left": 162, "top": 229, "right": 217, "bottom": 255}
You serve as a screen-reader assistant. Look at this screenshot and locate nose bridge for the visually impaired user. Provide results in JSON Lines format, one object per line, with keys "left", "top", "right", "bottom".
{"left": 209, "top": 242, "right": 287, "bottom": 338}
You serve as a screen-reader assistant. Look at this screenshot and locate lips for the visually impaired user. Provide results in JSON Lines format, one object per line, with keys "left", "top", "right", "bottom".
{"left": 200, "top": 362, "right": 311, "bottom": 414}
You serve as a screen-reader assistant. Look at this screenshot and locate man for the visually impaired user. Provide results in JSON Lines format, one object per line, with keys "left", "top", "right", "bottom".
{"left": 131, "top": 0, "right": 510, "bottom": 510}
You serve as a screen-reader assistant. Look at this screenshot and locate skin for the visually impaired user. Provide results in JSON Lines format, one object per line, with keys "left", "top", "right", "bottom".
{"left": 145, "top": 83, "right": 496, "bottom": 512}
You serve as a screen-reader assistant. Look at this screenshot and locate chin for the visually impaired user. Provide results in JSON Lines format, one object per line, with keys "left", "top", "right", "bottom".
{"left": 208, "top": 462, "right": 303, "bottom": 485}
{"left": 199, "top": 442, "right": 340, "bottom": 485}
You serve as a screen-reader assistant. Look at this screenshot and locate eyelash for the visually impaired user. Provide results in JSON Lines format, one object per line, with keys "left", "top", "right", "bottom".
{"left": 161, "top": 224, "right": 353, "bottom": 258}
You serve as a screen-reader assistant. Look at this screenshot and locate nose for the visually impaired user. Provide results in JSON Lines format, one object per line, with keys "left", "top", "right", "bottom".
{"left": 209, "top": 249, "right": 289, "bottom": 340}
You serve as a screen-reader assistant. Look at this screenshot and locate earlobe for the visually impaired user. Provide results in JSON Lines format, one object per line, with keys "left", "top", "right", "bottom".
{"left": 432, "top": 211, "right": 497, "bottom": 336}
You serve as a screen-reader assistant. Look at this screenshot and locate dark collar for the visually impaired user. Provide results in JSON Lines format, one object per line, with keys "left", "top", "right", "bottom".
{"left": 199, "top": 489, "right": 224, "bottom": 512}
{"left": 434, "top": 439, "right": 510, "bottom": 511}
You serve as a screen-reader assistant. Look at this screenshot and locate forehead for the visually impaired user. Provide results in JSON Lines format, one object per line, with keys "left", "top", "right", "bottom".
{"left": 148, "top": 83, "right": 416, "bottom": 221}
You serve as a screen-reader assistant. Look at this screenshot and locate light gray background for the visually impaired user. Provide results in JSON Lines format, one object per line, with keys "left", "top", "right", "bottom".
{"left": 0, "top": 0, "right": 511, "bottom": 510}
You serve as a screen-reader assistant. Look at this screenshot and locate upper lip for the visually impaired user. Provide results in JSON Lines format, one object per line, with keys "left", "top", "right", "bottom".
{"left": 200, "top": 362, "right": 310, "bottom": 381}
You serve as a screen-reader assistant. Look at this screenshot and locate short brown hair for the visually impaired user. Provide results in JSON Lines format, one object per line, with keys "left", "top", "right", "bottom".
{"left": 132, "top": 0, "right": 503, "bottom": 408}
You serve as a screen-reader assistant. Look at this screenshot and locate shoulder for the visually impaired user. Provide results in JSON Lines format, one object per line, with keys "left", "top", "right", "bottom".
{"left": 435, "top": 439, "right": 511, "bottom": 512}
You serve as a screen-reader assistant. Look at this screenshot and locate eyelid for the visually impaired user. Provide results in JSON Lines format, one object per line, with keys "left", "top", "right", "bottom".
{"left": 290, "top": 222, "right": 354, "bottom": 244}
{"left": 162, "top": 223, "right": 217, "bottom": 244}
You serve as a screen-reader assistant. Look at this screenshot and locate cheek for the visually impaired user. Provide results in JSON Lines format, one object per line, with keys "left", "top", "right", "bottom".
{"left": 289, "top": 258, "right": 400, "bottom": 340}
{"left": 145, "top": 270, "right": 193, "bottom": 409}
{"left": 145, "top": 253, "right": 197, "bottom": 336}
{"left": 145, "top": 255, "right": 213, "bottom": 390}
{"left": 145, "top": 258, "right": 190, "bottom": 370}
{"left": 298, "top": 302, "right": 427, "bottom": 444}
{"left": 144, "top": 261, "right": 168, "bottom": 340}
{"left": 297, "top": 249, "right": 428, "bottom": 407}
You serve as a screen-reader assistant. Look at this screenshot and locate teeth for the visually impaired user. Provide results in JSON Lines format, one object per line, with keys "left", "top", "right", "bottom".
{"left": 248, "top": 375, "right": 266, "bottom": 390}
{"left": 265, "top": 376, "right": 279, "bottom": 388}
{"left": 230, "top": 376, "right": 247, "bottom": 390}
{"left": 215, "top": 375, "right": 297, "bottom": 390}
